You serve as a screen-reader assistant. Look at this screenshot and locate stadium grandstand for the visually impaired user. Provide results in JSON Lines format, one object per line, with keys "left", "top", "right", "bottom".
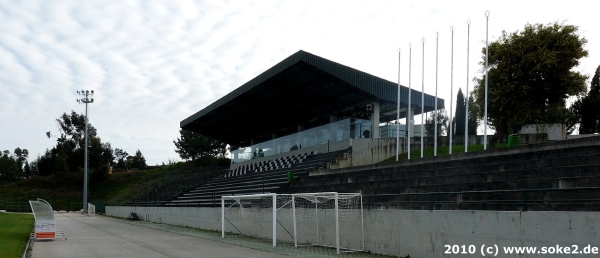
{"left": 181, "top": 50, "right": 442, "bottom": 162}
{"left": 171, "top": 50, "right": 443, "bottom": 205}
{"left": 112, "top": 50, "right": 600, "bottom": 257}
{"left": 124, "top": 50, "right": 600, "bottom": 212}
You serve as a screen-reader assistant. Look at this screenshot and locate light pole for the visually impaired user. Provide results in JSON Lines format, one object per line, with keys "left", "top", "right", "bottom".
{"left": 77, "top": 90, "right": 94, "bottom": 214}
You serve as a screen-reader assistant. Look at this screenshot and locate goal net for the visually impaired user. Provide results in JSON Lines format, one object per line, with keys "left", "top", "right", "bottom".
{"left": 221, "top": 192, "right": 364, "bottom": 254}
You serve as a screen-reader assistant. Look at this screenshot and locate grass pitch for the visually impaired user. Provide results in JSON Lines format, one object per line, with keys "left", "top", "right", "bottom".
{"left": 0, "top": 212, "right": 34, "bottom": 258}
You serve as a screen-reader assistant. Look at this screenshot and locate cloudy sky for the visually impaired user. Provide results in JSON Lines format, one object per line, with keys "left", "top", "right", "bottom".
{"left": 1, "top": 0, "right": 598, "bottom": 165}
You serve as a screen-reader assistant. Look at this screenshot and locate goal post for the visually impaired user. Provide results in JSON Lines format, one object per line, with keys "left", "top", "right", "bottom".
{"left": 221, "top": 193, "right": 277, "bottom": 246}
{"left": 289, "top": 192, "right": 364, "bottom": 253}
{"left": 221, "top": 192, "right": 364, "bottom": 254}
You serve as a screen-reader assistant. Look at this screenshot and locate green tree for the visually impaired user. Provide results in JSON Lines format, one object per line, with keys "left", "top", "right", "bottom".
{"left": 174, "top": 129, "right": 227, "bottom": 161}
{"left": 36, "top": 111, "right": 115, "bottom": 178}
{"left": 130, "top": 149, "right": 147, "bottom": 170}
{"left": 113, "top": 148, "right": 129, "bottom": 169}
{"left": 467, "top": 93, "right": 479, "bottom": 135}
{"left": 453, "top": 89, "right": 466, "bottom": 136}
{"left": 577, "top": 65, "right": 600, "bottom": 133}
{"left": 54, "top": 149, "right": 69, "bottom": 178}
{"left": 23, "top": 162, "right": 32, "bottom": 178}
{"left": 0, "top": 148, "right": 31, "bottom": 181}
{"left": 425, "top": 109, "right": 449, "bottom": 137}
{"left": 34, "top": 150, "right": 55, "bottom": 176}
{"left": 13, "top": 147, "right": 28, "bottom": 177}
{"left": 473, "top": 22, "right": 588, "bottom": 134}
{"left": 566, "top": 99, "right": 582, "bottom": 135}
{"left": 0, "top": 150, "right": 19, "bottom": 180}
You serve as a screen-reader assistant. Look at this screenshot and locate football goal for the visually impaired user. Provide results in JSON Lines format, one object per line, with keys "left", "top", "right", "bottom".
{"left": 221, "top": 192, "right": 364, "bottom": 254}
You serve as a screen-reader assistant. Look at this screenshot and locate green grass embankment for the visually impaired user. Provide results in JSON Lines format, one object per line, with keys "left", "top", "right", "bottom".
{"left": 0, "top": 212, "right": 34, "bottom": 258}
{"left": 381, "top": 144, "right": 508, "bottom": 163}
{"left": 1, "top": 161, "right": 222, "bottom": 210}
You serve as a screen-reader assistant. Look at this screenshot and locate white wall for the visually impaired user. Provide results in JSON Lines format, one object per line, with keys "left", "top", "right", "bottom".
{"left": 107, "top": 206, "right": 600, "bottom": 257}
{"left": 108, "top": 206, "right": 222, "bottom": 231}
{"left": 519, "top": 124, "right": 566, "bottom": 141}
{"left": 364, "top": 209, "right": 600, "bottom": 257}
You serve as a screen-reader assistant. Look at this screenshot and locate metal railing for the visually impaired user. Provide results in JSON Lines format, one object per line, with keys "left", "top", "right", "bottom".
{"left": 0, "top": 200, "right": 87, "bottom": 212}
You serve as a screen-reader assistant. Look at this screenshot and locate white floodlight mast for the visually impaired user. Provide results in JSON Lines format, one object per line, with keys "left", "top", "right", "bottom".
{"left": 77, "top": 90, "right": 94, "bottom": 214}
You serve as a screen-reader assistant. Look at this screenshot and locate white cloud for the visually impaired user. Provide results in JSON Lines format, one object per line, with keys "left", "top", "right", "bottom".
{"left": 0, "top": 0, "right": 598, "bottom": 164}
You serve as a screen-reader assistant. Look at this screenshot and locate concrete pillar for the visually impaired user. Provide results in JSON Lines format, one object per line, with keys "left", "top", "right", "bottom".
{"left": 271, "top": 133, "right": 277, "bottom": 155}
{"left": 329, "top": 115, "right": 337, "bottom": 141}
{"left": 297, "top": 125, "right": 303, "bottom": 149}
{"left": 371, "top": 102, "right": 380, "bottom": 138}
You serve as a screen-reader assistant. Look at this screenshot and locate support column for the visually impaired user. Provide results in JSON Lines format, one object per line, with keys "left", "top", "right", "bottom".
{"left": 271, "top": 133, "right": 278, "bottom": 155}
{"left": 296, "top": 125, "right": 303, "bottom": 149}
{"left": 329, "top": 115, "right": 337, "bottom": 141}
{"left": 371, "top": 102, "right": 380, "bottom": 138}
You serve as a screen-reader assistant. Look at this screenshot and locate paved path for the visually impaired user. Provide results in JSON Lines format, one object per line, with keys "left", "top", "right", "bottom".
{"left": 31, "top": 213, "right": 390, "bottom": 258}
{"left": 31, "top": 213, "right": 292, "bottom": 258}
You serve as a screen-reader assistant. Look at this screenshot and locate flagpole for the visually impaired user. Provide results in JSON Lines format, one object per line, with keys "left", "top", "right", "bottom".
{"left": 484, "top": 11, "right": 490, "bottom": 150}
{"left": 408, "top": 44, "right": 412, "bottom": 160}
{"left": 449, "top": 25, "right": 454, "bottom": 154}
{"left": 421, "top": 37, "right": 425, "bottom": 158}
{"left": 434, "top": 32, "right": 439, "bottom": 156}
{"left": 465, "top": 19, "right": 471, "bottom": 152}
{"left": 396, "top": 48, "right": 401, "bottom": 161}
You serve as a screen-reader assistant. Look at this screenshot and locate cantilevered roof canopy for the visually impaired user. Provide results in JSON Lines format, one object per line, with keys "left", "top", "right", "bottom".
{"left": 181, "top": 50, "right": 443, "bottom": 146}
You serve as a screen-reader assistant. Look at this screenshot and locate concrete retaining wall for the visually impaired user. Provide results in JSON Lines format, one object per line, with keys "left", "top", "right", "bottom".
{"left": 107, "top": 206, "right": 600, "bottom": 257}
{"left": 348, "top": 138, "right": 399, "bottom": 167}
{"left": 108, "top": 206, "right": 222, "bottom": 231}
{"left": 519, "top": 123, "right": 566, "bottom": 141}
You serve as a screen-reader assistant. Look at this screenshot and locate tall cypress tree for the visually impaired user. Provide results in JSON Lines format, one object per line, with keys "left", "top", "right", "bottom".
{"left": 467, "top": 93, "right": 479, "bottom": 135}
{"left": 453, "top": 89, "right": 466, "bottom": 136}
{"left": 579, "top": 65, "right": 600, "bottom": 133}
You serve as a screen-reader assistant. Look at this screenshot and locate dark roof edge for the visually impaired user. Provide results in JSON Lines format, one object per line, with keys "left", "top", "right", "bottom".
{"left": 181, "top": 50, "right": 307, "bottom": 127}
{"left": 181, "top": 50, "right": 441, "bottom": 128}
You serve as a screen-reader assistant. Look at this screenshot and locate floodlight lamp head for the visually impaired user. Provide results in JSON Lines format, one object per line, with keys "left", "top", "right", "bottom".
{"left": 77, "top": 91, "right": 80, "bottom": 94}
{"left": 91, "top": 98, "right": 94, "bottom": 103}
{"left": 91, "top": 90, "right": 94, "bottom": 94}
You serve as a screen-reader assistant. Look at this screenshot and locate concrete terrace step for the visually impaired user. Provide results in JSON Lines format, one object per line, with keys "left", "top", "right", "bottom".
{"left": 292, "top": 164, "right": 600, "bottom": 188}
{"left": 164, "top": 150, "right": 351, "bottom": 207}
{"left": 311, "top": 144, "right": 600, "bottom": 177}
{"left": 179, "top": 180, "right": 287, "bottom": 199}
{"left": 295, "top": 152, "right": 600, "bottom": 185}
{"left": 363, "top": 187, "right": 600, "bottom": 207}
{"left": 196, "top": 171, "right": 288, "bottom": 189}
{"left": 284, "top": 174, "right": 600, "bottom": 197}
{"left": 224, "top": 153, "right": 345, "bottom": 178}
{"left": 171, "top": 186, "right": 281, "bottom": 202}
{"left": 187, "top": 150, "right": 348, "bottom": 189}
